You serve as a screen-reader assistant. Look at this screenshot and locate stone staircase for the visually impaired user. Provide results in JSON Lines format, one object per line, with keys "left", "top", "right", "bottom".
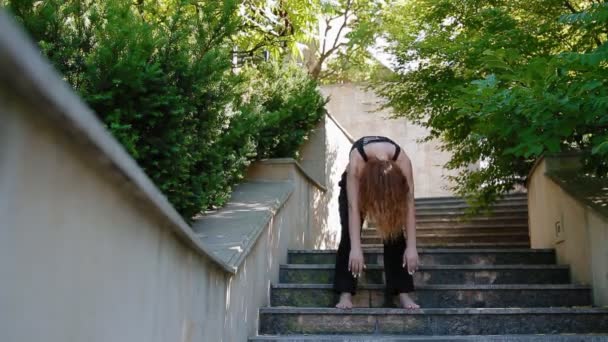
{"left": 250, "top": 193, "right": 608, "bottom": 341}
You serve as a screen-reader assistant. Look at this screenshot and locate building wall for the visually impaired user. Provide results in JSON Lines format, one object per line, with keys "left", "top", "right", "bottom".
{"left": 528, "top": 157, "right": 608, "bottom": 306}
{"left": 321, "top": 84, "right": 458, "bottom": 198}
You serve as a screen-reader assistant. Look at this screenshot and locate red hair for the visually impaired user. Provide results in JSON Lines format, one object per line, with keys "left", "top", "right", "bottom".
{"left": 359, "top": 158, "right": 410, "bottom": 241}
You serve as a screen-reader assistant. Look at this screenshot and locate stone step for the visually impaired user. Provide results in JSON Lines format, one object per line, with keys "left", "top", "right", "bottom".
{"left": 361, "top": 233, "right": 530, "bottom": 245}
{"left": 371, "top": 217, "right": 529, "bottom": 229}
{"left": 279, "top": 264, "right": 570, "bottom": 285}
{"left": 258, "top": 307, "right": 608, "bottom": 335}
{"left": 414, "top": 202, "right": 528, "bottom": 211}
{"left": 363, "top": 242, "right": 531, "bottom": 249}
{"left": 415, "top": 221, "right": 529, "bottom": 229}
{"left": 362, "top": 226, "right": 529, "bottom": 237}
{"left": 414, "top": 194, "right": 527, "bottom": 205}
{"left": 416, "top": 217, "right": 529, "bottom": 226}
{"left": 250, "top": 334, "right": 608, "bottom": 341}
{"left": 270, "top": 284, "right": 591, "bottom": 308}
{"left": 287, "top": 248, "right": 556, "bottom": 265}
{"left": 415, "top": 208, "right": 528, "bottom": 217}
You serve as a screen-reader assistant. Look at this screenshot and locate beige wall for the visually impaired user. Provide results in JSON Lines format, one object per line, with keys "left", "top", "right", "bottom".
{"left": 528, "top": 157, "right": 608, "bottom": 306}
{"left": 321, "top": 84, "right": 459, "bottom": 198}
{"left": 1, "top": 106, "right": 225, "bottom": 342}
{"left": 0, "top": 96, "right": 328, "bottom": 341}
{"left": 246, "top": 160, "right": 328, "bottom": 250}
{"left": 297, "top": 114, "right": 352, "bottom": 250}
{"left": 0, "top": 11, "right": 332, "bottom": 340}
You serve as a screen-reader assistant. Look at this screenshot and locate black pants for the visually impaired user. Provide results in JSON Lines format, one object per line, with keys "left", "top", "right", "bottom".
{"left": 334, "top": 172, "right": 415, "bottom": 296}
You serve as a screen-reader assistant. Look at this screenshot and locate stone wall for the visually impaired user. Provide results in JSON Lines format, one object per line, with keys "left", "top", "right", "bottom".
{"left": 321, "top": 84, "right": 461, "bottom": 198}
{"left": 527, "top": 155, "right": 608, "bottom": 306}
{"left": 0, "top": 13, "right": 329, "bottom": 342}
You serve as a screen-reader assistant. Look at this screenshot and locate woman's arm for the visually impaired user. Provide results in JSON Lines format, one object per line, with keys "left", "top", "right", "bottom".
{"left": 402, "top": 156, "right": 416, "bottom": 249}
{"left": 346, "top": 154, "right": 365, "bottom": 276}
{"left": 400, "top": 155, "right": 418, "bottom": 273}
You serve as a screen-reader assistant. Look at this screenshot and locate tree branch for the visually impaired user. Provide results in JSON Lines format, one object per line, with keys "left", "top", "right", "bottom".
{"left": 233, "top": 41, "right": 268, "bottom": 56}
{"left": 321, "top": 16, "right": 332, "bottom": 55}
{"left": 330, "top": 0, "right": 352, "bottom": 56}
{"left": 564, "top": 1, "right": 578, "bottom": 13}
{"left": 563, "top": 1, "right": 603, "bottom": 47}
{"left": 323, "top": 41, "right": 348, "bottom": 58}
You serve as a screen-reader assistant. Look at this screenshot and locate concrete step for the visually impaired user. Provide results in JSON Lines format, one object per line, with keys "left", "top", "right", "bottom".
{"left": 279, "top": 264, "right": 570, "bottom": 285}
{"left": 415, "top": 208, "right": 528, "bottom": 218}
{"left": 363, "top": 242, "right": 531, "bottom": 249}
{"left": 250, "top": 334, "right": 608, "bottom": 341}
{"left": 416, "top": 217, "right": 528, "bottom": 227}
{"left": 287, "top": 248, "right": 556, "bottom": 265}
{"left": 414, "top": 194, "right": 527, "bottom": 205}
{"left": 259, "top": 307, "right": 608, "bottom": 335}
{"left": 361, "top": 233, "right": 530, "bottom": 245}
{"left": 362, "top": 226, "right": 529, "bottom": 237}
{"left": 415, "top": 221, "right": 529, "bottom": 229}
{"left": 370, "top": 216, "right": 529, "bottom": 229}
{"left": 414, "top": 202, "right": 528, "bottom": 211}
{"left": 270, "top": 284, "right": 592, "bottom": 308}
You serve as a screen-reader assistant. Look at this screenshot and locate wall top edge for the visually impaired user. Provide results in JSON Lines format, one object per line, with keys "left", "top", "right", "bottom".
{"left": 532, "top": 153, "right": 608, "bottom": 221}
{"left": 257, "top": 158, "right": 328, "bottom": 192}
{"left": 192, "top": 181, "right": 294, "bottom": 272}
{"left": 325, "top": 112, "right": 355, "bottom": 144}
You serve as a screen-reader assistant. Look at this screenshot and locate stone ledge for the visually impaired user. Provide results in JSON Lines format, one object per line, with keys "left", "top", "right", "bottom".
{"left": 280, "top": 264, "right": 567, "bottom": 270}
{"left": 259, "top": 307, "right": 608, "bottom": 315}
{"left": 192, "top": 181, "right": 293, "bottom": 271}
{"left": 271, "top": 284, "right": 590, "bottom": 290}
{"left": 326, "top": 112, "right": 355, "bottom": 143}
{"left": 528, "top": 153, "right": 608, "bottom": 219}
{"left": 546, "top": 170, "right": 608, "bottom": 220}
{"left": 256, "top": 158, "right": 327, "bottom": 192}
{"left": 288, "top": 248, "right": 555, "bottom": 254}
{"left": 250, "top": 334, "right": 608, "bottom": 341}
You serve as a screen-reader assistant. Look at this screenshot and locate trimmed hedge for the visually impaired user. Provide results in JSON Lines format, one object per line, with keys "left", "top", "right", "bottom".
{"left": 6, "top": 0, "right": 326, "bottom": 219}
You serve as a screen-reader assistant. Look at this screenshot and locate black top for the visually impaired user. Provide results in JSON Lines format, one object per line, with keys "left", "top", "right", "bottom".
{"left": 350, "top": 136, "right": 401, "bottom": 162}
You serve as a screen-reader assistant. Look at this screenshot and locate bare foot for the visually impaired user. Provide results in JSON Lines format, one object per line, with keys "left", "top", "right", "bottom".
{"left": 336, "top": 292, "right": 353, "bottom": 309}
{"left": 399, "top": 293, "right": 420, "bottom": 309}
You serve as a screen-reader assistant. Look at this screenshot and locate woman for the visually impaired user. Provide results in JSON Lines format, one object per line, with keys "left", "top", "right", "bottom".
{"left": 334, "top": 136, "right": 419, "bottom": 309}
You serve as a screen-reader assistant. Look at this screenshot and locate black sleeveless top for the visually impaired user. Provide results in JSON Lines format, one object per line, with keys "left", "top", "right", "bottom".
{"left": 351, "top": 136, "right": 401, "bottom": 162}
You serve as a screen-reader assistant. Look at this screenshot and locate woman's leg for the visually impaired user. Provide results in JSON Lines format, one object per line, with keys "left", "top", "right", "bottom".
{"left": 383, "top": 235, "right": 418, "bottom": 308}
{"left": 334, "top": 172, "right": 358, "bottom": 308}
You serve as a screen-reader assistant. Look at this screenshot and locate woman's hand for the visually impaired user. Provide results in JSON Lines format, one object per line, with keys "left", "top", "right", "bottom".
{"left": 348, "top": 247, "right": 365, "bottom": 278}
{"left": 403, "top": 247, "right": 419, "bottom": 275}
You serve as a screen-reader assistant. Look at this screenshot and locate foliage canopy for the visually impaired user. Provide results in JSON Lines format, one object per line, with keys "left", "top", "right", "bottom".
{"left": 376, "top": 0, "right": 608, "bottom": 207}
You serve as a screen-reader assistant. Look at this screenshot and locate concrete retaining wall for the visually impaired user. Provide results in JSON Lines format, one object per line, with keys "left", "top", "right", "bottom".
{"left": 527, "top": 156, "right": 608, "bottom": 306}
{"left": 0, "top": 12, "right": 330, "bottom": 342}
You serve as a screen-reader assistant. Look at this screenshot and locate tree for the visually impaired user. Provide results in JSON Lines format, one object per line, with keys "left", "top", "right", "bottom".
{"left": 233, "top": 0, "right": 390, "bottom": 82}
{"left": 234, "top": 0, "right": 319, "bottom": 63}
{"left": 376, "top": 0, "right": 608, "bottom": 209}
{"left": 307, "top": 0, "right": 389, "bottom": 82}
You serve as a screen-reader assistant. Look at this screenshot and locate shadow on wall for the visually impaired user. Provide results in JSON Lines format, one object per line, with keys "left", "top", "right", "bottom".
{"left": 298, "top": 114, "right": 352, "bottom": 250}
{"left": 312, "top": 145, "right": 339, "bottom": 249}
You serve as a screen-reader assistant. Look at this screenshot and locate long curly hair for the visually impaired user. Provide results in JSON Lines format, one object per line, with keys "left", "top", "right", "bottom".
{"left": 358, "top": 158, "right": 410, "bottom": 241}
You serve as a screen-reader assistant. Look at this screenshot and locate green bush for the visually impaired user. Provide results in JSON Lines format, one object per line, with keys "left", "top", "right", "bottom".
{"left": 243, "top": 63, "right": 328, "bottom": 159}
{"left": 5, "top": 0, "right": 326, "bottom": 220}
